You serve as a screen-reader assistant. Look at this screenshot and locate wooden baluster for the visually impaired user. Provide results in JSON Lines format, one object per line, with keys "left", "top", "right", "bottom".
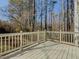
{"left": 24, "top": 35, "right": 25, "bottom": 45}
{"left": 25, "top": 35, "right": 27, "bottom": 45}
{"left": 15, "top": 36, "right": 16, "bottom": 48}
{"left": 5, "top": 37, "right": 7, "bottom": 52}
{"left": 31, "top": 34, "right": 33, "bottom": 43}
{"left": 27, "top": 35, "right": 28, "bottom": 45}
{"left": 1, "top": 37, "right": 2, "bottom": 53}
{"left": 60, "top": 30, "right": 61, "bottom": 43}
{"left": 20, "top": 31, "right": 23, "bottom": 51}
{"left": 12, "top": 36, "right": 13, "bottom": 49}
{"left": 44, "top": 30, "right": 46, "bottom": 42}
{"left": 65, "top": 34, "right": 67, "bottom": 43}
{"left": 0, "top": 37, "right": 1, "bottom": 53}
{"left": 75, "top": 34, "right": 78, "bottom": 46}
{"left": 17, "top": 35, "right": 19, "bottom": 47}
{"left": 26, "top": 35, "right": 28, "bottom": 45}
{"left": 71, "top": 34, "right": 73, "bottom": 43}
{"left": 8, "top": 36, "right": 10, "bottom": 50}
{"left": 37, "top": 30, "right": 40, "bottom": 43}
{"left": 22, "top": 35, "right": 24, "bottom": 46}
{"left": 28, "top": 35, "right": 29, "bottom": 44}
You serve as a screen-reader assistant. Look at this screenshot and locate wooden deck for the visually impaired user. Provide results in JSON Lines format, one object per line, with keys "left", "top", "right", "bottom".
{"left": 4, "top": 41, "right": 79, "bottom": 59}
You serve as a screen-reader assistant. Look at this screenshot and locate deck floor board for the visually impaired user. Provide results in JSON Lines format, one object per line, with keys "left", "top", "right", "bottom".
{"left": 7, "top": 41, "right": 79, "bottom": 59}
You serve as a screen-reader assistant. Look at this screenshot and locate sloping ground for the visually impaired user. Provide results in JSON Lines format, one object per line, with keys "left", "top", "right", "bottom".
{"left": 4, "top": 41, "right": 79, "bottom": 59}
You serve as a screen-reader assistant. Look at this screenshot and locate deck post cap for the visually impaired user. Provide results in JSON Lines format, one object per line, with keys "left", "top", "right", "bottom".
{"left": 20, "top": 31, "right": 23, "bottom": 33}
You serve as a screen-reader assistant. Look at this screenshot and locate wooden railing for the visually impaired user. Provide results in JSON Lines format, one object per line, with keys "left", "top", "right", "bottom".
{"left": 0, "top": 31, "right": 79, "bottom": 56}
{"left": 0, "top": 31, "right": 46, "bottom": 56}
{"left": 47, "top": 31, "right": 79, "bottom": 46}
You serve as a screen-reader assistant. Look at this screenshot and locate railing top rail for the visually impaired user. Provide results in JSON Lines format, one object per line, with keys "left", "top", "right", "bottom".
{"left": 47, "top": 31, "right": 79, "bottom": 34}
{"left": 0, "top": 31, "right": 45, "bottom": 37}
{"left": 0, "top": 31, "right": 79, "bottom": 37}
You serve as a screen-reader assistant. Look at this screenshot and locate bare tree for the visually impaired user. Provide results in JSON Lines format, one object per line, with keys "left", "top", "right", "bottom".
{"left": 8, "top": 0, "right": 36, "bottom": 32}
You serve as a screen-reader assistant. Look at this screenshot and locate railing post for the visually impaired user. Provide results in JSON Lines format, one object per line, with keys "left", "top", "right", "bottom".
{"left": 37, "top": 30, "right": 40, "bottom": 43}
{"left": 44, "top": 30, "right": 47, "bottom": 42}
{"left": 75, "top": 35, "right": 78, "bottom": 46}
{"left": 20, "top": 31, "right": 23, "bottom": 51}
{"left": 60, "top": 30, "right": 61, "bottom": 43}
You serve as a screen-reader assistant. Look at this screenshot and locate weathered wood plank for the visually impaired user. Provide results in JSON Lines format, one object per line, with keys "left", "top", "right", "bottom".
{"left": 8, "top": 41, "right": 79, "bottom": 59}
{"left": 76, "top": 47, "right": 79, "bottom": 59}
{"left": 51, "top": 44, "right": 63, "bottom": 59}
{"left": 67, "top": 45, "right": 72, "bottom": 59}
{"left": 56, "top": 44, "right": 67, "bottom": 59}
{"left": 62, "top": 45, "right": 69, "bottom": 59}
{"left": 72, "top": 46, "right": 76, "bottom": 59}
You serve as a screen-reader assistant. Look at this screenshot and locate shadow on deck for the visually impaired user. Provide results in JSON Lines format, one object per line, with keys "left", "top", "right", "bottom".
{"left": 1, "top": 41, "right": 79, "bottom": 59}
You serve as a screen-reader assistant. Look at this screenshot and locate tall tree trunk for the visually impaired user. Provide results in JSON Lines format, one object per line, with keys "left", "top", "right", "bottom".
{"left": 32, "top": 0, "right": 36, "bottom": 31}
{"left": 61, "top": 0, "right": 64, "bottom": 31}
{"left": 44, "top": 0, "right": 48, "bottom": 30}
{"left": 67, "top": 0, "right": 70, "bottom": 31}
{"left": 28, "top": 0, "right": 33, "bottom": 31}
{"left": 40, "top": 0, "right": 43, "bottom": 31}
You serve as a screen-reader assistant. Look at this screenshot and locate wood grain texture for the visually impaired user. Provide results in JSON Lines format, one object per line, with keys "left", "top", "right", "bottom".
{"left": 8, "top": 41, "right": 79, "bottom": 59}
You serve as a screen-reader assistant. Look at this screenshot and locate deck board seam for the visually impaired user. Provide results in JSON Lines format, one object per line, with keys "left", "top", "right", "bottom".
{"left": 38, "top": 43, "right": 59, "bottom": 59}
{"left": 55, "top": 44, "right": 65, "bottom": 59}
{"left": 66, "top": 45, "right": 70, "bottom": 59}
{"left": 50, "top": 44, "right": 63, "bottom": 59}
{"left": 59, "top": 44, "right": 67, "bottom": 59}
